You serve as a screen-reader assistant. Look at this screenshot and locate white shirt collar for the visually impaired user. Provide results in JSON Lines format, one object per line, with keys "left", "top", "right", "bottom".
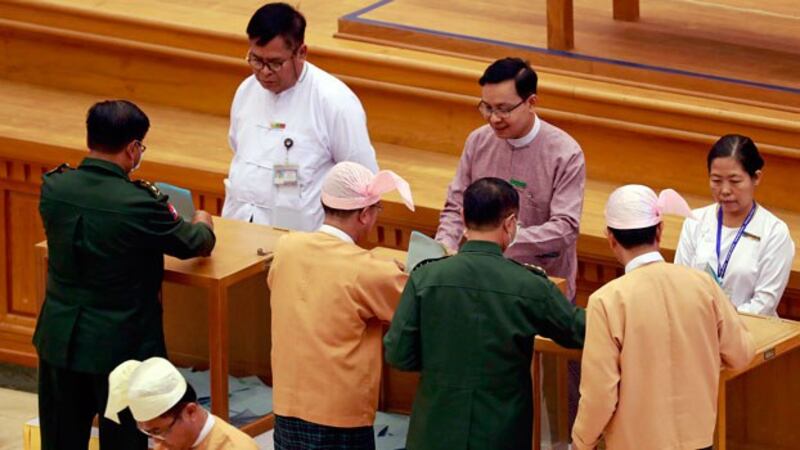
{"left": 318, "top": 224, "right": 354, "bottom": 244}
{"left": 191, "top": 413, "right": 215, "bottom": 448}
{"left": 625, "top": 251, "right": 665, "bottom": 273}
{"left": 507, "top": 115, "right": 540, "bottom": 148}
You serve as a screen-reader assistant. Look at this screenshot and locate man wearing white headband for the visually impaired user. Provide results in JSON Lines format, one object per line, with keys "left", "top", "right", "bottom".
{"left": 267, "top": 161, "right": 414, "bottom": 449}
{"left": 105, "top": 357, "right": 257, "bottom": 450}
{"left": 572, "top": 185, "right": 755, "bottom": 450}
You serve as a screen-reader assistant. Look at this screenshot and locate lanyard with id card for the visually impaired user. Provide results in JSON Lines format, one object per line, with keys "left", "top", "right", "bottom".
{"left": 274, "top": 136, "right": 299, "bottom": 187}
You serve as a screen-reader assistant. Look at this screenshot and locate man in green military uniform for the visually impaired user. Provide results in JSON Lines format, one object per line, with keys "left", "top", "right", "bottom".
{"left": 34, "top": 100, "right": 217, "bottom": 450}
{"left": 384, "top": 177, "right": 585, "bottom": 450}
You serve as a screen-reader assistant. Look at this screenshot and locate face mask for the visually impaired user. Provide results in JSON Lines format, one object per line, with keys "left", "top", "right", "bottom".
{"left": 506, "top": 215, "right": 522, "bottom": 248}
{"left": 508, "top": 221, "right": 521, "bottom": 248}
{"left": 130, "top": 142, "right": 145, "bottom": 173}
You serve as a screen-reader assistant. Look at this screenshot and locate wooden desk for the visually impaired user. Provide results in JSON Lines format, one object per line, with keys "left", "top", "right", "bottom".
{"left": 532, "top": 314, "right": 800, "bottom": 450}
{"left": 37, "top": 217, "right": 283, "bottom": 436}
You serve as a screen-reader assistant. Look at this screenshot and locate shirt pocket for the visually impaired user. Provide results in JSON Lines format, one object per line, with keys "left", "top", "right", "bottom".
{"left": 518, "top": 187, "right": 549, "bottom": 227}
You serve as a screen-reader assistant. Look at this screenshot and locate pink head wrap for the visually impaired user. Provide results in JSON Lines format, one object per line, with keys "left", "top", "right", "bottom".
{"left": 605, "top": 184, "right": 694, "bottom": 230}
{"left": 321, "top": 161, "right": 415, "bottom": 212}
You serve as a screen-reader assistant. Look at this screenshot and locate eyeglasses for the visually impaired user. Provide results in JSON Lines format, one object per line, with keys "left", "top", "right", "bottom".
{"left": 246, "top": 50, "right": 297, "bottom": 73}
{"left": 137, "top": 413, "right": 180, "bottom": 440}
{"left": 135, "top": 141, "right": 147, "bottom": 153}
{"left": 477, "top": 98, "right": 528, "bottom": 120}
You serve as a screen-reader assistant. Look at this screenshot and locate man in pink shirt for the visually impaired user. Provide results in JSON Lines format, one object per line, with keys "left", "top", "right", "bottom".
{"left": 436, "top": 57, "right": 585, "bottom": 301}
{"left": 267, "top": 162, "right": 414, "bottom": 449}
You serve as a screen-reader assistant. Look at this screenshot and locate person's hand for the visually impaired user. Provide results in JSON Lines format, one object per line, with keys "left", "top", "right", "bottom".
{"left": 192, "top": 210, "right": 214, "bottom": 230}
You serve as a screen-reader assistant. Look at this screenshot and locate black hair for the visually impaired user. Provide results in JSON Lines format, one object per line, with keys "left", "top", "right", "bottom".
{"left": 478, "top": 57, "right": 538, "bottom": 99}
{"left": 86, "top": 100, "right": 149, "bottom": 153}
{"left": 607, "top": 225, "right": 659, "bottom": 250}
{"left": 322, "top": 203, "right": 361, "bottom": 219}
{"left": 707, "top": 134, "right": 764, "bottom": 178}
{"left": 160, "top": 383, "right": 198, "bottom": 418}
{"left": 463, "top": 177, "right": 520, "bottom": 230}
{"left": 247, "top": 2, "right": 306, "bottom": 49}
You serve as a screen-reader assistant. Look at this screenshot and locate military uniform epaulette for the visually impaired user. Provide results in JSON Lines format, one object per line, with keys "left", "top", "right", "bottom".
{"left": 511, "top": 259, "right": 548, "bottom": 278}
{"left": 133, "top": 180, "right": 163, "bottom": 199}
{"left": 411, "top": 255, "right": 450, "bottom": 273}
{"left": 44, "top": 163, "right": 73, "bottom": 176}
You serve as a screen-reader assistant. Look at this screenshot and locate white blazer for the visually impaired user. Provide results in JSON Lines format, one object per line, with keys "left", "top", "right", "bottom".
{"left": 675, "top": 203, "right": 795, "bottom": 316}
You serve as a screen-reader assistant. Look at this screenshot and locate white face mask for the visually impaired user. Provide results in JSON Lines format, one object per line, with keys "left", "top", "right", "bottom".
{"left": 130, "top": 141, "right": 145, "bottom": 173}
{"left": 508, "top": 221, "right": 521, "bottom": 248}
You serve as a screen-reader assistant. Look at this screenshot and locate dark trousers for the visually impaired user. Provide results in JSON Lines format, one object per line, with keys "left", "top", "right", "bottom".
{"left": 38, "top": 359, "right": 147, "bottom": 450}
{"left": 274, "top": 414, "right": 375, "bottom": 450}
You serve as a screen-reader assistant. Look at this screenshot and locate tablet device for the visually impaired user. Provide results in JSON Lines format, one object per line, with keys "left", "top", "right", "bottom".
{"left": 155, "top": 182, "right": 195, "bottom": 220}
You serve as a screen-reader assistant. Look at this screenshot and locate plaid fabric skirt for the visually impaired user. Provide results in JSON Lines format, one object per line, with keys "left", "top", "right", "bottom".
{"left": 274, "top": 415, "right": 376, "bottom": 450}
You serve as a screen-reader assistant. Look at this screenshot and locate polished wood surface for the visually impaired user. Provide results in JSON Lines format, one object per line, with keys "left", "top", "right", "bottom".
{"left": 612, "top": 0, "right": 639, "bottom": 21}
{"left": 547, "top": 0, "right": 574, "bottom": 51}
{"left": 164, "top": 217, "right": 280, "bottom": 285}
{"left": 338, "top": 0, "right": 800, "bottom": 107}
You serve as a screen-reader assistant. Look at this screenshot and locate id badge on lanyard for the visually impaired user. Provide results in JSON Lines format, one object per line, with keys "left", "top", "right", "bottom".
{"left": 273, "top": 134, "right": 299, "bottom": 187}
{"left": 715, "top": 202, "right": 756, "bottom": 284}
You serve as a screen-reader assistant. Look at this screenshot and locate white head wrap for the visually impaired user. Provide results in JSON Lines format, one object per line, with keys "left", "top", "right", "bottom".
{"left": 320, "top": 162, "right": 414, "bottom": 211}
{"left": 605, "top": 184, "right": 694, "bottom": 230}
{"left": 104, "top": 357, "right": 187, "bottom": 424}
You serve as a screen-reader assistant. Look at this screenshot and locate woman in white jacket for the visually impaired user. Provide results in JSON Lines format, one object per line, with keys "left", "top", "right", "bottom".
{"left": 675, "top": 134, "right": 795, "bottom": 316}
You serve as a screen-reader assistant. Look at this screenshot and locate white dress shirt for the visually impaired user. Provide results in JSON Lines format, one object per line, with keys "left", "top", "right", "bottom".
{"left": 624, "top": 251, "right": 665, "bottom": 274}
{"left": 222, "top": 62, "right": 378, "bottom": 230}
{"left": 191, "top": 412, "right": 215, "bottom": 448}
{"left": 318, "top": 224, "right": 354, "bottom": 244}
{"left": 675, "top": 203, "right": 795, "bottom": 316}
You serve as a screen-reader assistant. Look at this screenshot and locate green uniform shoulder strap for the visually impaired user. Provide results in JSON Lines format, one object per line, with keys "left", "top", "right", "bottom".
{"left": 44, "top": 163, "right": 73, "bottom": 176}
{"left": 133, "top": 179, "right": 163, "bottom": 199}
{"left": 510, "top": 259, "right": 548, "bottom": 278}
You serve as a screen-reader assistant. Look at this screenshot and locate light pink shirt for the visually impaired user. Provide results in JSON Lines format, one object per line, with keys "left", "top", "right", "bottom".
{"left": 435, "top": 119, "right": 585, "bottom": 299}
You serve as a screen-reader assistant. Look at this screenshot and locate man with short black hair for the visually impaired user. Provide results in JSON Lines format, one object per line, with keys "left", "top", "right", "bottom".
{"left": 386, "top": 177, "right": 585, "bottom": 450}
{"left": 436, "top": 57, "right": 585, "bottom": 302}
{"left": 223, "top": 2, "right": 378, "bottom": 230}
{"left": 35, "top": 100, "right": 216, "bottom": 450}
{"left": 572, "top": 184, "right": 754, "bottom": 450}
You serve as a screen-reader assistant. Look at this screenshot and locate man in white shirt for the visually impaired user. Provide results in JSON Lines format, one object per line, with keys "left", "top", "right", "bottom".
{"left": 222, "top": 2, "right": 378, "bottom": 230}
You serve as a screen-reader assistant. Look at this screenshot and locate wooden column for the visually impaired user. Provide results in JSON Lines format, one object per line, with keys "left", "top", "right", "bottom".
{"left": 547, "top": 0, "right": 574, "bottom": 51}
{"left": 613, "top": 0, "right": 640, "bottom": 21}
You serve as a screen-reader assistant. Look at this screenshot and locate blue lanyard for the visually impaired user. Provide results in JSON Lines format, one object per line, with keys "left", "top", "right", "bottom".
{"left": 716, "top": 203, "right": 756, "bottom": 280}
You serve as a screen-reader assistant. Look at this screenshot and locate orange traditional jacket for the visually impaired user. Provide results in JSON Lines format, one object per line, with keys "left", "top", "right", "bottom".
{"left": 572, "top": 261, "right": 755, "bottom": 450}
{"left": 267, "top": 231, "right": 408, "bottom": 427}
